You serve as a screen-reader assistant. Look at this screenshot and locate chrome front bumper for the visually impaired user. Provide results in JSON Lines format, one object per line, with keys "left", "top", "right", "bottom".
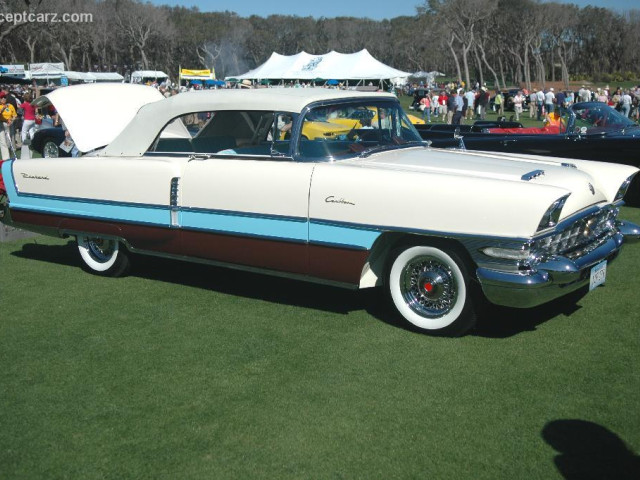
{"left": 477, "top": 222, "right": 639, "bottom": 309}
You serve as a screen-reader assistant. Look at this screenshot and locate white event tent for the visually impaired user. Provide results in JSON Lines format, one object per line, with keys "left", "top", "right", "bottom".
{"left": 130, "top": 70, "right": 169, "bottom": 84}
{"left": 228, "top": 49, "right": 410, "bottom": 86}
{"left": 64, "top": 71, "right": 124, "bottom": 83}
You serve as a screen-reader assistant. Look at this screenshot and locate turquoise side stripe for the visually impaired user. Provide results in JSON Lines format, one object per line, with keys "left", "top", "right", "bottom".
{"left": 3, "top": 161, "right": 170, "bottom": 226}
{"left": 309, "top": 221, "right": 381, "bottom": 250}
{"left": 182, "top": 212, "right": 381, "bottom": 249}
{"left": 13, "top": 194, "right": 171, "bottom": 226}
{"left": 3, "top": 161, "right": 381, "bottom": 249}
{"left": 2, "top": 160, "right": 16, "bottom": 197}
{"left": 182, "top": 210, "right": 308, "bottom": 242}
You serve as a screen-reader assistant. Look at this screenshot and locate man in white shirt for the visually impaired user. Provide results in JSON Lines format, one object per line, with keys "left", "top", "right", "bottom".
{"left": 513, "top": 91, "right": 525, "bottom": 121}
{"left": 544, "top": 88, "right": 555, "bottom": 115}
{"left": 580, "top": 86, "right": 591, "bottom": 103}
{"left": 529, "top": 91, "right": 537, "bottom": 118}
{"left": 536, "top": 89, "right": 545, "bottom": 120}
{"left": 620, "top": 90, "right": 633, "bottom": 118}
{"left": 464, "top": 90, "right": 476, "bottom": 121}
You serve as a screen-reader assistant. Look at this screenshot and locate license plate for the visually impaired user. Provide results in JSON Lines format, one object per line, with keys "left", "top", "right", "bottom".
{"left": 589, "top": 261, "right": 607, "bottom": 291}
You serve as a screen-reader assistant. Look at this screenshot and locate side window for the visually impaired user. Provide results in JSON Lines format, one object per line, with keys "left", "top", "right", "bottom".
{"left": 148, "top": 110, "right": 293, "bottom": 156}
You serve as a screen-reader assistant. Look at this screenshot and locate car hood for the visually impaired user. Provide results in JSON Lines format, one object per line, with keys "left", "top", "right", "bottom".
{"left": 343, "top": 146, "right": 637, "bottom": 219}
{"left": 33, "top": 83, "right": 164, "bottom": 153}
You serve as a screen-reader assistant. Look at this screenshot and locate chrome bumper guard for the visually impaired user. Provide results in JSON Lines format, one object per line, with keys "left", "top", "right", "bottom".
{"left": 477, "top": 220, "right": 639, "bottom": 308}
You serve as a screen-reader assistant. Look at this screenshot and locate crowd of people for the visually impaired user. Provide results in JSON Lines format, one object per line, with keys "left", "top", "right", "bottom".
{"left": 408, "top": 81, "right": 640, "bottom": 125}
{"left": 0, "top": 84, "right": 40, "bottom": 161}
{"left": 0, "top": 77, "right": 369, "bottom": 161}
{"left": 411, "top": 83, "right": 493, "bottom": 125}
{"left": 3, "top": 78, "right": 640, "bottom": 162}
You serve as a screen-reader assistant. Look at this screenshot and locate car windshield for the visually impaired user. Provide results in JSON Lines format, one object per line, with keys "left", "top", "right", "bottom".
{"left": 296, "top": 99, "right": 424, "bottom": 161}
{"left": 570, "top": 104, "right": 637, "bottom": 134}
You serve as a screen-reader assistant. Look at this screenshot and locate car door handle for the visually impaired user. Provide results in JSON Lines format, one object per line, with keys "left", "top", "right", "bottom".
{"left": 501, "top": 139, "right": 517, "bottom": 145}
{"left": 188, "top": 153, "right": 213, "bottom": 161}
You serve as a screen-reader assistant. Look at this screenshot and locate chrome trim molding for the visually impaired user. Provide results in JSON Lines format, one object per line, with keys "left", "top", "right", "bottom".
{"left": 170, "top": 177, "right": 180, "bottom": 227}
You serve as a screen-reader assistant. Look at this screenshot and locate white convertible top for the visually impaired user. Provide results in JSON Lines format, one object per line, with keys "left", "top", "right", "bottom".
{"left": 102, "top": 88, "right": 397, "bottom": 157}
{"left": 34, "top": 83, "right": 396, "bottom": 156}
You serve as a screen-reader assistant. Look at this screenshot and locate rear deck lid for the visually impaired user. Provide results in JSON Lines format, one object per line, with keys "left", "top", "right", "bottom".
{"left": 33, "top": 83, "right": 164, "bottom": 153}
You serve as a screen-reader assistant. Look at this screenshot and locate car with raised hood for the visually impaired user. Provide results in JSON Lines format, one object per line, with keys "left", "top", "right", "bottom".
{"left": 1, "top": 84, "right": 639, "bottom": 336}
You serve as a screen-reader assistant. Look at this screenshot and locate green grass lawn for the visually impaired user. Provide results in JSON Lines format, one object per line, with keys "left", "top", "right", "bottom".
{"left": 1, "top": 207, "right": 639, "bottom": 479}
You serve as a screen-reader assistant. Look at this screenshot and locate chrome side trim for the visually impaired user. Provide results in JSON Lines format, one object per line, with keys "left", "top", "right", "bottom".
{"left": 170, "top": 177, "right": 180, "bottom": 227}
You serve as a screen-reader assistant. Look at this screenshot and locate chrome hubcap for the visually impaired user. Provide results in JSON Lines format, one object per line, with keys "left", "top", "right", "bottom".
{"left": 43, "top": 141, "right": 59, "bottom": 158}
{"left": 400, "top": 255, "right": 457, "bottom": 318}
{"left": 86, "top": 237, "right": 116, "bottom": 262}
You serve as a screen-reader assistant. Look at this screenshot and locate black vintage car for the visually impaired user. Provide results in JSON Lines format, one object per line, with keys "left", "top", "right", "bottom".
{"left": 30, "top": 126, "right": 69, "bottom": 158}
{"left": 416, "top": 102, "right": 640, "bottom": 204}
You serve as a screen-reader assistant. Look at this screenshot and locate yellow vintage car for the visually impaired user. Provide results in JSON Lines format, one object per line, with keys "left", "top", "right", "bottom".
{"left": 327, "top": 106, "right": 425, "bottom": 129}
{"left": 407, "top": 113, "right": 425, "bottom": 125}
{"left": 301, "top": 120, "right": 354, "bottom": 139}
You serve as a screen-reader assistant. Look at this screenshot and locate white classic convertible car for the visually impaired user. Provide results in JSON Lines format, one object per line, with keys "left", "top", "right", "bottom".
{"left": 1, "top": 83, "right": 639, "bottom": 335}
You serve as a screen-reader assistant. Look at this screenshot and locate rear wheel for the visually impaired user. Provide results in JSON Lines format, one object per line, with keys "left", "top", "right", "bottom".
{"left": 387, "top": 244, "right": 477, "bottom": 336}
{"left": 77, "top": 235, "right": 130, "bottom": 277}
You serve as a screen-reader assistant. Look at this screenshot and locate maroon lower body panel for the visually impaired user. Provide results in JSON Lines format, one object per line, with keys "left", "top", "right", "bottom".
{"left": 9, "top": 209, "right": 370, "bottom": 285}
{"left": 308, "top": 244, "right": 370, "bottom": 285}
{"left": 10, "top": 209, "right": 182, "bottom": 255}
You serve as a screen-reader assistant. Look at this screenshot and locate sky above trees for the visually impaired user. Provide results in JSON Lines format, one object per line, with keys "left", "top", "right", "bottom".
{"left": 150, "top": 0, "right": 639, "bottom": 20}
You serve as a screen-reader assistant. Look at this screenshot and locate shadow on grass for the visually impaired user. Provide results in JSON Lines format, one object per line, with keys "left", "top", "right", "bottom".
{"left": 473, "top": 287, "right": 587, "bottom": 339}
{"left": 12, "top": 240, "right": 371, "bottom": 317}
{"left": 12, "top": 240, "right": 585, "bottom": 337}
{"left": 542, "top": 419, "right": 640, "bottom": 480}
{"left": 12, "top": 238, "right": 80, "bottom": 267}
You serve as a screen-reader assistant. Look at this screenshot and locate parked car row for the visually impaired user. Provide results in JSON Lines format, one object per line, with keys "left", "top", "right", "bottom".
{"left": 415, "top": 102, "right": 640, "bottom": 205}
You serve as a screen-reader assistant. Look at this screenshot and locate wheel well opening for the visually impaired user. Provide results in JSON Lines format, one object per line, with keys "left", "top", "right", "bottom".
{"left": 359, "top": 232, "right": 477, "bottom": 289}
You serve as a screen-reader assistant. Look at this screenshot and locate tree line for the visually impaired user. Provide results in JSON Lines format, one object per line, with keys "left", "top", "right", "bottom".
{"left": 1, "top": 0, "right": 639, "bottom": 90}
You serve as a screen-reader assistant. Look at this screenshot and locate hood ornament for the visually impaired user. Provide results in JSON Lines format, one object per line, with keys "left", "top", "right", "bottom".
{"left": 588, "top": 183, "right": 595, "bottom": 195}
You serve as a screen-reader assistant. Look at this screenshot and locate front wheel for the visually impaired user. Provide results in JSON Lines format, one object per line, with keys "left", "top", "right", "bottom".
{"left": 387, "top": 245, "right": 476, "bottom": 336}
{"left": 77, "top": 235, "right": 130, "bottom": 277}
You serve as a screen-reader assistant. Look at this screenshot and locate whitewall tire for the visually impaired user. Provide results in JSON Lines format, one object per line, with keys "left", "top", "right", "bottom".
{"left": 77, "top": 235, "right": 130, "bottom": 277}
{"left": 388, "top": 245, "right": 476, "bottom": 336}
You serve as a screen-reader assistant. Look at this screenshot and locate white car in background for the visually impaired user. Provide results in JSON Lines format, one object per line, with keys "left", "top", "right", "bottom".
{"left": 1, "top": 83, "right": 638, "bottom": 336}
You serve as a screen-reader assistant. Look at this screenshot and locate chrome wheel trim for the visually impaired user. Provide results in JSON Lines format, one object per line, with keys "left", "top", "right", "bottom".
{"left": 400, "top": 255, "right": 458, "bottom": 319}
{"left": 77, "top": 235, "right": 119, "bottom": 272}
{"left": 43, "top": 141, "right": 59, "bottom": 158}
{"left": 389, "top": 246, "right": 467, "bottom": 331}
{"left": 86, "top": 237, "right": 117, "bottom": 263}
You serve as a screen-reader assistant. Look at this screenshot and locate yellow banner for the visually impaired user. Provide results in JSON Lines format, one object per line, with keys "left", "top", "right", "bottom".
{"left": 180, "top": 69, "right": 212, "bottom": 77}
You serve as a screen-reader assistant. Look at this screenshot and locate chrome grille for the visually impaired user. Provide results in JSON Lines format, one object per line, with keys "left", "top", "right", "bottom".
{"left": 533, "top": 206, "right": 618, "bottom": 259}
